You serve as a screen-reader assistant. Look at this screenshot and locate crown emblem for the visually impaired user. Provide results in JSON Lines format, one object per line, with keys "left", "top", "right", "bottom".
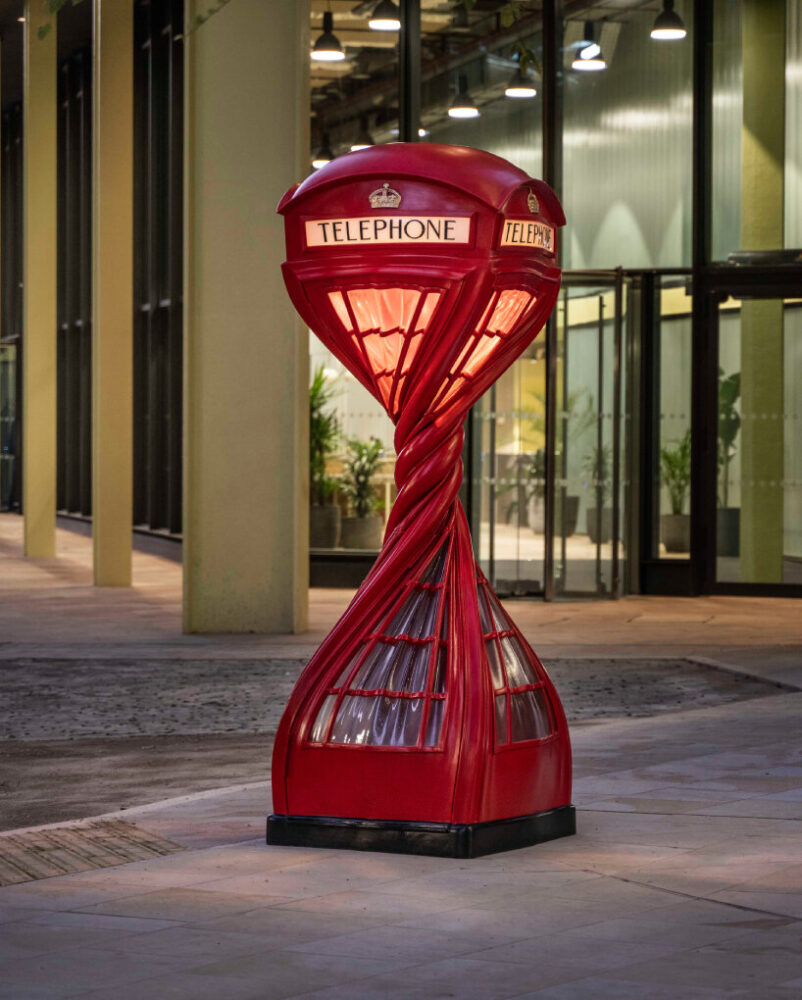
{"left": 527, "top": 188, "right": 539, "bottom": 214}
{"left": 369, "top": 183, "right": 402, "bottom": 209}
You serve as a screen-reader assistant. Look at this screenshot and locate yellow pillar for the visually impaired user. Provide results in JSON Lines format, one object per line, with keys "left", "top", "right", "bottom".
{"left": 92, "top": 0, "right": 134, "bottom": 586}
{"left": 22, "top": 1, "right": 57, "bottom": 557}
{"left": 739, "top": 0, "right": 785, "bottom": 581}
{"left": 183, "top": 0, "right": 310, "bottom": 632}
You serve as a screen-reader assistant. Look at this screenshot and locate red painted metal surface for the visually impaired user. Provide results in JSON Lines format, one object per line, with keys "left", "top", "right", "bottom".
{"left": 274, "top": 143, "right": 571, "bottom": 827}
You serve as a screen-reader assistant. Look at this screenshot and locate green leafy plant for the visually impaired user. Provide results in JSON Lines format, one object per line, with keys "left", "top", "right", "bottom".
{"left": 583, "top": 443, "right": 612, "bottom": 506}
{"left": 717, "top": 368, "right": 741, "bottom": 508}
{"left": 455, "top": 0, "right": 540, "bottom": 75}
{"left": 660, "top": 429, "right": 691, "bottom": 516}
{"left": 309, "top": 366, "right": 339, "bottom": 506}
{"left": 341, "top": 437, "right": 384, "bottom": 518}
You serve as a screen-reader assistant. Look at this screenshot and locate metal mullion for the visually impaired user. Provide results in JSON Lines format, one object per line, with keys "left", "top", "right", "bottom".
{"left": 542, "top": 0, "right": 563, "bottom": 202}
{"left": 559, "top": 288, "right": 569, "bottom": 591}
{"left": 78, "top": 52, "right": 93, "bottom": 516}
{"left": 690, "top": 0, "right": 714, "bottom": 594}
{"left": 611, "top": 271, "right": 623, "bottom": 598}
{"left": 398, "top": 0, "right": 420, "bottom": 143}
{"left": 595, "top": 295, "right": 604, "bottom": 594}
{"left": 132, "top": 2, "right": 148, "bottom": 526}
{"left": 543, "top": 307, "right": 557, "bottom": 600}
{"left": 145, "top": 10, "right": 163, "bottom": 530}
{"left": 166, "top": 0, "right": 184, "bottom": 534}
{"left": 65, "top": 60, "right": 81, "bottom": 513}
{"left": 56, "top": 67, "right": 68, "bottom": 511}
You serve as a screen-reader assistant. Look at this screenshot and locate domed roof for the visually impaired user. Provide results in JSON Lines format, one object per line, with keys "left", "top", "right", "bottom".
{"left": 278, "top": 142, "right": 565, "bottom": 225}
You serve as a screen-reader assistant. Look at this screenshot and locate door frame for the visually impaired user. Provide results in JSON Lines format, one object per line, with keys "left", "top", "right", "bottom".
{"left": 693, "top": 263, "right": 802, "bottom": 597}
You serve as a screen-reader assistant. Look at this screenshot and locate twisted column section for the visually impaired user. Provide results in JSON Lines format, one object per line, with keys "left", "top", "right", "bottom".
{"left": 382, "top": 408, "right": 466, "bottom": 563}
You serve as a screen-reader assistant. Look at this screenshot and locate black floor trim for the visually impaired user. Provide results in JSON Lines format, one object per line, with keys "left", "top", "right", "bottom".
{"left": 266, "top": 805, "right": 576, "bottom": 858}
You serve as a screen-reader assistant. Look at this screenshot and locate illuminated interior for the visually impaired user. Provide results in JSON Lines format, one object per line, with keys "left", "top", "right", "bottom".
{"left": 309, "top": 542, "right": 450, "bottom": 747}
{"left": 477, "top": 574, "right": 554, "bottom": 744}
{"left": 328, "top": 287, "right": 443, "bottom": 418}
{"left": 434, "top": 288, "right": 536, "bottom": 413}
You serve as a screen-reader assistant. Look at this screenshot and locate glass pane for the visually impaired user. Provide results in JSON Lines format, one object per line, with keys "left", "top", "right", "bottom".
{"left": 352, "top": 640, "right": 431, "bottom": 694}
{"left": 553, "top": 285, "right": 617, "bottom": 596}
{"left": 500, "top": 636, "right": 537, "bottom": 688}
{"left": 712, "top": 0, "right": 802, "bottom": 260}
{"left": 494, "top": 694, "right": 508, "bottom": 745}
{"left": 424, "top": 699, "right": 444, "bottom": 747}
{"left": 310, "top": 694, "right": 337, "bottom": 743}
{"left": 656, "top": 279, "right": 692, "bottom": 559}
{"left": 562, "top": 6, "right": 693, "bottom": 269}
{"left": 329, "top": 694, "right": 424, "bottom": 747}
{"left": 510, "top": 689, "right": 552, "bottom": 742}
{"left": 0, "top": 343, "right": 17, "bottom": 512}
{"left": 421, "top": 10, "right": 543, "bottom": 177}
{"left": 716, "top": 296, "right": 802, "bottom": 584}
{"left": 308, "top": 2, "right": 400, "bottom": 552}
{"left": 433, "top": 646, "right": 447, "bottom": 694}
{"left": 485, "top": 638, "right": 505, "bottom": 690}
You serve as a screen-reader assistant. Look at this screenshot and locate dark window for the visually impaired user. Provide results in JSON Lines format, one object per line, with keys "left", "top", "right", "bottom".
{"left": 133, "top": 0, "right": 184, "bottom": 534}
{"left": 57, "top": 50, "right": 92, "bottom": 517}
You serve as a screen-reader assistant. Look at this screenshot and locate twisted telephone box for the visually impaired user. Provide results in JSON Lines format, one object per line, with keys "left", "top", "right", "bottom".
{"left": 268, "top": 143, "right": 575, "bottom": 858}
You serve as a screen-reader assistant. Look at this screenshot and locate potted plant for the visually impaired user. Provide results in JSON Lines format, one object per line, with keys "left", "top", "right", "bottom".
{"left": 309, "top": 366, "right": 341, "bottom": 549}
{"left": 340, "top": 436, "right": 385, "bottom": 550}
{"left": 584, "top": 443, "right": 612, "bottom": 544}
{"left": 660, "top": 430, "right": 691, "bottom": 553}
{"left": 524, "top": 448, "right": 547, "bottom": 534}
{"left": 717, "top": 368, "right": 741, "bottom": 557}
{"left": 515, "top": 388, "right": 594, "bottom": 538}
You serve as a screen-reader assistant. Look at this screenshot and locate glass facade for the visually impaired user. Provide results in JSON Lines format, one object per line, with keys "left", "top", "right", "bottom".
{"left": 712, "top": 0, "right": 802, "bottom": 260}
{"left": 716, "top": 296, "right": 802, "bottom": 585}
{"left": 1, "top": 0, "right": 800, "bottom": 600}
{"left": 300, "top": 0, "right": 802, "bottom": 600}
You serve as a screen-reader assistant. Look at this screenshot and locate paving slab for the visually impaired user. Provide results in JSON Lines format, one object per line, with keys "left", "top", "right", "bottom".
{"left": 1, "top": 514, "right": 802, "bottom": 997}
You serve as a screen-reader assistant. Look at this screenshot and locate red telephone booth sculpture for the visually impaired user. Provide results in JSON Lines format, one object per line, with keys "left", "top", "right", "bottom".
{"left": 268, "top": 143, "right": 575, "bottom": 858}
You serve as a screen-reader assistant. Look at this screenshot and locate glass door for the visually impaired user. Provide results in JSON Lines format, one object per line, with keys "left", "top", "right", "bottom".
{"left": 471, "top": 271, "right": 626, "bottom": 600}
{"left": 472, "top": 336, "right": 548, "bottom": 596}
{"left": 714, "top": 292, "right": 802, "bottom": 587}
{"left": 549, "top": 275, "right": 624, "bottom": 598}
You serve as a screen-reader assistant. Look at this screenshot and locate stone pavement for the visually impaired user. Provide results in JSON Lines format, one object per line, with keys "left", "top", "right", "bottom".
{"left": 1, "top": 513, "right": 801, "bottom": 997}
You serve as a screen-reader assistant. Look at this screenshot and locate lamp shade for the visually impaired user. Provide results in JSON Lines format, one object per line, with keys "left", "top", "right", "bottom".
{"left": 651, "top": 0, "right": 687, "bottom": 40}
{"left": 369, "top": 0, "right": 401, "bottom": 31}
{"left": 505, "top": 68, "right": 537, "bottom": 99}
{"left": 448, "top": 75, "right": 480, "bottom": 118}
{"left": 312, "top": 11, "right": 345, "bottom": 62}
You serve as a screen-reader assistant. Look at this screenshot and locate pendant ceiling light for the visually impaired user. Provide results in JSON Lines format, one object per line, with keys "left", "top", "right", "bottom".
{"left": 350, "top": 117, "right": 375, "bottom": 152}
{"left": 312, "top": 133, "right": 335, "bottom": 170}
{"left": 505, "top": 67, "right": 537, "bottom": 99}
{"left": 312, "top": 11, "right": 345, "bottom": 62}
{"left": 651, "top": 0, "right": 687, "bottom": 40}
{"left": 369, "top": 0, "right": 401, "bottom": 31}
{"left": 448, "top": 74, "right": 480, "bottom": 119}
{"left": 571, "top": 21, "right": 606, "bottom": 72}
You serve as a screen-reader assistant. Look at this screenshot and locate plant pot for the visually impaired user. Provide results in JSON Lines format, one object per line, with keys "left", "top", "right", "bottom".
{"left": 563, "top": 495, "right": 580, "bottom": 537}
{"left": 716, "top": 507, "right": 740, "bottom": 557}
{"left": 526, "top": 494, "right": 579, "bottom": 537}
{"left": 310, "top": 503, "right": 341, "bottom": 549}
{"left": 586, "top": 507, "right": 612, "bottom": 545}
{"left": 527, "top": 495, "right": 545, "bottom": 534}
{"left": 661, "top": 513, "right": 690, "bottom": 553}
{"left": 340, "top": 514, "right": 383, "bottom": 550}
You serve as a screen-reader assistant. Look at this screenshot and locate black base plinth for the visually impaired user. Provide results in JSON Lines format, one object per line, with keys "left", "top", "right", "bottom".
{"left": 266, "top": 805, "right": 575, "bottom": 859}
